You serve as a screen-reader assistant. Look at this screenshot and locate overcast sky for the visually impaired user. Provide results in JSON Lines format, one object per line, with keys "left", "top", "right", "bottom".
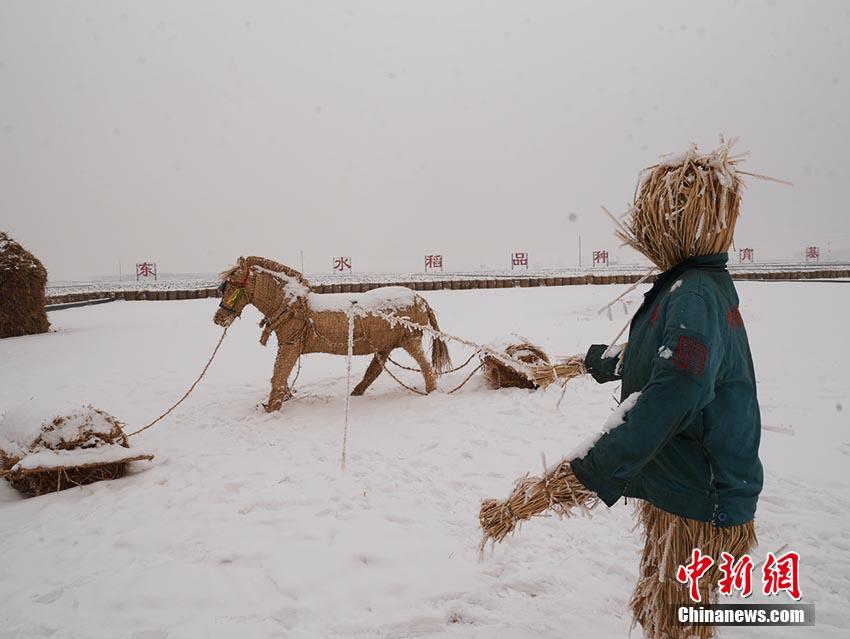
{"left": 1, "top": 1, "right": 848, "bottom": 280}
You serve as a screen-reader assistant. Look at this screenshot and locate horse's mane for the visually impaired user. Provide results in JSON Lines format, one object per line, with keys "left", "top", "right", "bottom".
{"left": 245, "top": 256, "right": 311, "bottom": 289}
{"left": 219, "top": 257, "right": 311, "bottom": 290}
{"left": 218, "top": 265, "right": 240, "bottom": 281}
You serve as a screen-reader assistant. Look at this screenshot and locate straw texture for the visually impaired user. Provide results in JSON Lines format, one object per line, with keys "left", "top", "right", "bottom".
{"left": 479, "top": 459, "right": 598, "bottom": 549}
{"left": 613, "top": 141, "right": 746, "bottom": 270}
{"left": 530, "top": 355, "right": 587, "bottom": 389}
{"left": 630, "top": 501, "right": 758, "bottom": 639}
{"left": 482, "top": 341, "right": 550, "bottom": 390}
{"left": 0, "top": 407, "right": 151, "bottom": 497}
{"left": 0, "top": 230, "right": 50, "bottom": 339}
{"left": 214, "top": 256, "right": 451, "bottom": 411}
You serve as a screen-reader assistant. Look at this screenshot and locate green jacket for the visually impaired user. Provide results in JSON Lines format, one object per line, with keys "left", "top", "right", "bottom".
{"left": 570, "top": 254, "right": 762, "bottom": 527}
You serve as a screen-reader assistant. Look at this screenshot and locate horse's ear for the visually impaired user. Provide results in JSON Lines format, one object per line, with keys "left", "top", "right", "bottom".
{"left": 238, "top": 256, "right": 246, "bottom": 269}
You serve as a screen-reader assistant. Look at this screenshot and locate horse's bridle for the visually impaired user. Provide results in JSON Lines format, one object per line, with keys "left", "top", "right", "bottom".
{"left": 218, "top": 268, "right": 251, "bottom": 315}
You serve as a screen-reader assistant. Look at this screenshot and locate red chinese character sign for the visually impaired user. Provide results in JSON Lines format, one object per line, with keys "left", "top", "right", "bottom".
{"left": 424, "top": 255, "right": 443, "bottom": 271}
{"left": 762, "top": 551, "right": 802, "bottom": 600}
{"left": 805, "top": 246, "right": 819, "bottom": 262}
{"left": 676, "top": 548, "right": 715, "bottom": 603}
{"left": 676, "top": 549, "right": 803, "bottom": 602}
{"left": 592, "top": 250, "right": 609, "bottom": 266}
{"left": 333, "top": 257, "right": 352, "bottom": 273}
{"left": 718, "top": 552, "right": 754, "bottom": 598}
{"left": 739, "top": 247, "right": 754, "bottom": 263}
{"left": 511, "top": 252, "right": 528, "bottom": 269}
{"left": 135, "top": 262, "right": 157, "bottom": 281}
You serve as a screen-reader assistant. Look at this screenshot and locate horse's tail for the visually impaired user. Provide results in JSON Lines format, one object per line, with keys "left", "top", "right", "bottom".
{"left": 426, "top": 303, "right": 452, "bottom": 375}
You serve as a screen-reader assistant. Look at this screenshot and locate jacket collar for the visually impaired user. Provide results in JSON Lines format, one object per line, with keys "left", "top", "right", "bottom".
{"left": 643, "top": 253, "right": 728, "bottom": 305}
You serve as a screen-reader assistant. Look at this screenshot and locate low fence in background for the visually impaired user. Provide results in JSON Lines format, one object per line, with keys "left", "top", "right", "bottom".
{"left": 45, "top": 267, "right": 850, "bottom": 306}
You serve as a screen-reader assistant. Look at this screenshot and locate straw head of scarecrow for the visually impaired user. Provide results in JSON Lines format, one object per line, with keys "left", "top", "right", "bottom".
{"left": 214, "top": 256, "right": 254, "bottom": 327}
{"left": 615, "top": 140, "right": 747, "bottom": 271}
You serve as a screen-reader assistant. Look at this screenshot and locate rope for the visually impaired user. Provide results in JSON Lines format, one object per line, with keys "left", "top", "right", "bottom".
{"left": 367, "top": 309, "right": 536, "bottom": 377}
{"left": 289, "top": 353, "right": 302, "bottom": 390}
{"left": 341, "top": 302, "right": 355, "bottom": 470}
{"left": 378, "top": 358, "right": 428, "bottom": 396}
{"left": 387, "top": 350, "right": 480, "bottom": 375}
{"left": 597, "top": 266, "right": 657, "bottom": 316}
{"left": 447, "top": 363, "right": 484, "bottom": 394}
{"left": 380, "top": 354, "right": 482, "bottom": 396}
{"left": 126, "top": 327, "right": 229, "bottom": 438}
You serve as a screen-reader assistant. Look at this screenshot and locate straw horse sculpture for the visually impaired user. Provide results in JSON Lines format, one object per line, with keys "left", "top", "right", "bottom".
{"left": 213, "top": 257, "right": 451, "bottom": 411}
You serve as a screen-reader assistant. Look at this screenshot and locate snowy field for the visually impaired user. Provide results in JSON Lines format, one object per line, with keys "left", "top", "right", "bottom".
{"left": 1, "top": 282, "right": 848, "bottom": 638}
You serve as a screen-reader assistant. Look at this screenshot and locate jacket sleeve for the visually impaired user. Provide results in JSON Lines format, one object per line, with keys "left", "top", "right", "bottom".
{"left": 570, "top": 292, "right": 724, "bottom": 505}
{"left": 584, "top": 343, "right": 625, "bottom": 384}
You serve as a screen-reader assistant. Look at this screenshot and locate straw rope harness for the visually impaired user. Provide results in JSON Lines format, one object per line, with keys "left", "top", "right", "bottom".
{"left": 366, "top": 309, "right": 537, "bottom": 374}
{"left": 123, "top": 278, "right": 580, "bottom": 440}
{"left": 304, "top": 310, "right": 486, "bottom": 395}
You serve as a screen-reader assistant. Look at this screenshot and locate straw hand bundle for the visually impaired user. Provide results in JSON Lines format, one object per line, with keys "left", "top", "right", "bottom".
{"left": 529, "top": 355, "right": 587, "bottom": 390}
{"left": 479, "top": 458, "right": 598, "bottom": 550}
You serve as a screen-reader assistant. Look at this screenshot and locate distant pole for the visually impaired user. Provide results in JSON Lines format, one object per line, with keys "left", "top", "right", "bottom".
{"left": 578, "top": 235, "right": 582, "bottom": 268}
{"left": 118, "top": 261, "right": 122, "bottom": 281}
{"left": 300, "top": 250, "right": 304, "bottom": 273}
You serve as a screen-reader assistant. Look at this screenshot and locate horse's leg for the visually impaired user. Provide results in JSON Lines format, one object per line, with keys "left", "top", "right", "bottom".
{"left": 402, "top": 338, "right": 437, "bottom": 394}
{"left": 265, "top": 344, "right": 301, "bottom": 412}
{"left": 352, "top": 350, "right": 390, "bottom": 396}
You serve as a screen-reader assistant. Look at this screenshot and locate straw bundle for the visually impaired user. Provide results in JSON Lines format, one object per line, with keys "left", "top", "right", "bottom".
{"left": 0, "top": 406, "right": 153, "bottom": 496}
{"left": 0, "top": 230, "right": 50, "bottom": 339}
{"left": 612, "top": 141, "right": 746, "bottom": 270}
{"left": 630, "top": 501, "right": 757, "bottom": 639}
{"left": 479, "top": 459, "right": 598, "bottom": 548}
{"left": 482, "top": 341, "right": 549, "bottom": 389}
{"left": 530, "top": 355, "right": 586, "bottom": 389}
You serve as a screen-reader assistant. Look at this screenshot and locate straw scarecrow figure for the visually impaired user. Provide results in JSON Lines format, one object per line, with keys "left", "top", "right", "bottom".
{"left": 480, "top": 141, "right": 763, "bottom": 639}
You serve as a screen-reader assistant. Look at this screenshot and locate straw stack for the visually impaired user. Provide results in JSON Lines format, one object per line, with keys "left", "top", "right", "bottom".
{"left": 0, "top": 230, "right": 50, "bottom": 339}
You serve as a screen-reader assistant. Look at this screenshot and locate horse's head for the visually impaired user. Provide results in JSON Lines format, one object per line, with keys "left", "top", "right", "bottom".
{"left": 213, "top": 256, "right": 311, "bottom": 329}
{"left": 213, "top": 256, "right": 255, "bottom": 327}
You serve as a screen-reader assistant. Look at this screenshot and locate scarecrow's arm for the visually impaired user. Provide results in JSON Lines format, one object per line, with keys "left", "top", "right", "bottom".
{"left": 570, "top": 292, "right": 723, "bottom": 506}
{"left": 584, "top": 343, "right": 625, "bottom": 383}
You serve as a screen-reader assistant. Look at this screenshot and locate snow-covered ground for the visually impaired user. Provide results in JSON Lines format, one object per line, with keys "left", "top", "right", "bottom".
{"left": 1, "top": 283, "right": 847, "bottom": 638}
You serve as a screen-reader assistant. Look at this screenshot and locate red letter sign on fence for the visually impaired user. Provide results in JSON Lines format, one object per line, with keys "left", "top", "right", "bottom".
{"left": 805, "top": 246, "right": 819, "bottom": 262}
{"left": 739, "top": 247, "right": 754, "bottom": 263}
{"left": 511, "top": 252, "right": 528, "bottom": 269}
{"left": 592, "top": 250, "right": 609, "bottom": 266}
{"left": 424, "top": 255, "right": 443, "bottom": 271}
{"left": 333, "top": 257, "right": 352, "bottom": 273}
{"left": 136, "top": 262, "right": 157, "bottom": 281}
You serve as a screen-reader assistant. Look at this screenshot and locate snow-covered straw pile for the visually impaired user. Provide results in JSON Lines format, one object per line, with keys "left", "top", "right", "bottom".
{"left": 610, "top": 139, "right": 747, "bottom": 270}
{"left": 0, "top": 230, "right": 50, "bottom": 339}
{"left": 0, "top": 403, "right": 153, "bottom": 496}
{"left": 481, "top": 337, "right": 550, "bottom": 390}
